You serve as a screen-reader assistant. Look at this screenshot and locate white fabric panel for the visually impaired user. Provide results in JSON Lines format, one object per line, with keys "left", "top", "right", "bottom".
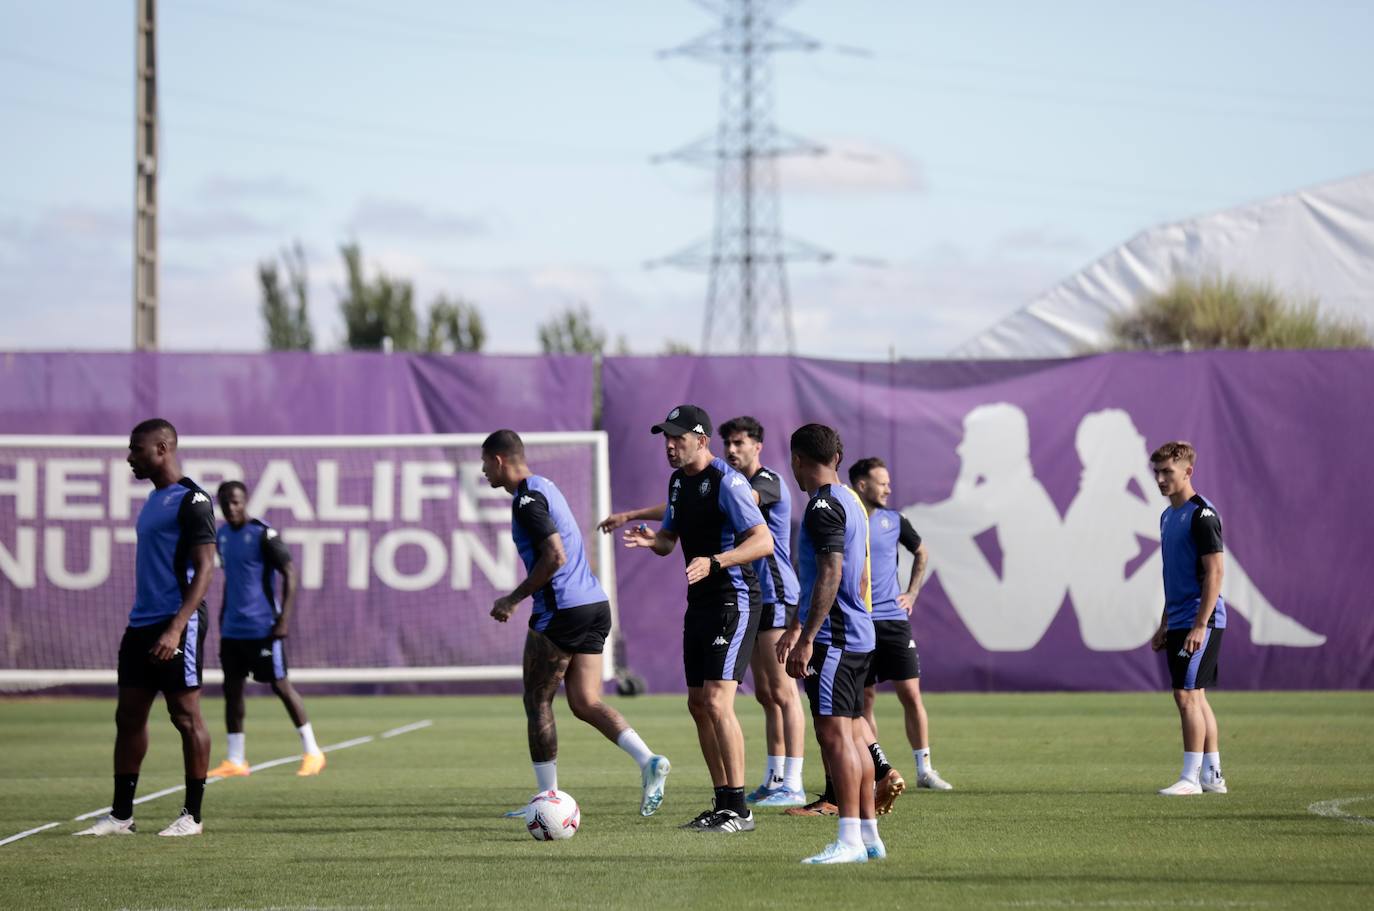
{"left": 951, "top": 171, "right": 1374, "bottom": 358}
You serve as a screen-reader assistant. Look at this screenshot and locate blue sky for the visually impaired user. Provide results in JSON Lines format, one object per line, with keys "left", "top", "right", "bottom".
{"left": 2, "top": 0, "right": 1372, "bottom": 357}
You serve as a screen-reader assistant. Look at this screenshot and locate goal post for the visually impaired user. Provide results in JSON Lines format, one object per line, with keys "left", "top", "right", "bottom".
{"left": 0, "top": 432, "right": 618, "bottom": 689}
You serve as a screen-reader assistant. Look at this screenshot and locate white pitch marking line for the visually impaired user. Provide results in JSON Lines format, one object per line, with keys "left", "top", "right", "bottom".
{"left": 2, "top": 720, "right": 432, "bottom": 847}
{"left": 1307, "top": 794, "right": 1374, "bottom": 827}
{"left": 0, "top": 822, "right": 61, "bottom": 847}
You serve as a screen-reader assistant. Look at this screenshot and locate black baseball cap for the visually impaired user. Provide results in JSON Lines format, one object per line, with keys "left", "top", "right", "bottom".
{"left": 651, "top": 404, "right": 712, "bottom": 437}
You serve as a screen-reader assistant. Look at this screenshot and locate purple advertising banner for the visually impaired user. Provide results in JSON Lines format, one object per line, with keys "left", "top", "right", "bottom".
{"left": 0, "top": 352, "right": 594, "bottom": 434}
{"left": 602, "top": 352, "right": 1374, "bottom": 693}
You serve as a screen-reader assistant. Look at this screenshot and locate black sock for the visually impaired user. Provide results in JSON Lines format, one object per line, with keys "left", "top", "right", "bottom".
{"left": 713, "top": 785, "right": 730, "bottom": 812}
{"left": 821, "top": 776, "right": 835, "bottom": 803}
{"left": 112, "top": 774, "right": 138, "bottom": 821}
{"left": 869, "top": 742, "right": 892, "bottom": 781}
{"left": 184, "top": 777, "right": 206, "bottom": 823}
{"left": 725, "top": 787, "right": 747, "bottom": 816}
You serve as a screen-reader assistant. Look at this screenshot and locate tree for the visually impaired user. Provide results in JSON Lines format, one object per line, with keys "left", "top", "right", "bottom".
{"left": 537, "top": 304, "right": 607, "bottom": 355}
{"left": 338, "top": 242, "right": 419, "bottom": 351}
{"left": 1103, "top": 275, "right": 1371, "bottom": 351}
{"left": 425, "top": 296, "right": 485, "bottom": 353}
{"left": 661, "top": 339, "right": 694, "bottom": 355}
{"left": 259, "top": 241, "right": 314, "bottom": 350}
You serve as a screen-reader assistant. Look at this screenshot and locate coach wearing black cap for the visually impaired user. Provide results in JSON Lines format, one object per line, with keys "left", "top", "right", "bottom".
{"left": 621, "top": 404, "right": 774, "bottom": 834}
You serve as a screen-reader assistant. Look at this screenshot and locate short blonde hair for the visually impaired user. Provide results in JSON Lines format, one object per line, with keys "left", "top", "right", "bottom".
{"left": 1150, "top": 440, "right": 1197, "bottom": 466}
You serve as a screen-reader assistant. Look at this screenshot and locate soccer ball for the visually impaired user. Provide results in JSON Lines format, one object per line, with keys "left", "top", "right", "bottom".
{"left": 524, "top": 789, "right": 580, "bottom": 841}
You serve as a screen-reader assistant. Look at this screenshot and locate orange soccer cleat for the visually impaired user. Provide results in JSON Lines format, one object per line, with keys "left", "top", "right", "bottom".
{"left": 297, "top": 752, "right": 326, "bottom": 776}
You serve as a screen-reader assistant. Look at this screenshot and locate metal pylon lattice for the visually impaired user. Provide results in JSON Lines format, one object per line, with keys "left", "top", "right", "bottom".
{"left": 653, "top": 0, "right": 831, "bottom": 355}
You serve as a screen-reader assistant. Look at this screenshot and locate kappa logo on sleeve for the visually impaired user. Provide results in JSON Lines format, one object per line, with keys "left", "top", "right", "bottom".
{"left": 730, "top": 476, "right": 745, "bottom": 488}
{"left": 1200, "top": 508, "right": 1215, "bottom": 518}
{"left": 265, "top": 528, "right": 278, "bottom": 539}
{"left": 518, "top": 495, "right": 535, "bottom": 507}
{"left": 191, "top": 492, "right": 210, "bottom": 505}
{"left": 811, "top": 499, "right": 830, "bottom": 510}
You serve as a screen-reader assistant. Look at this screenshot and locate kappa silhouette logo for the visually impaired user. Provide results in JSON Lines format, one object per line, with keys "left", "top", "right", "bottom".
{"left": 693, "top": 424, "right": 705, "bottom": 433}
{"left": 712, "top": 636, "right": 728, "bottom": 646}
{"left": 812, "top": 500, "right": 830, "bottom": 510}
{"left": 730, "top": 476, "right": 745, "bottom": 488}
{"left": 265, "top": 528, "right": 278, "bottom": 539}
{"left": 518, "top": 495, "right": 535, "bottom": 507}
{"left": 904, "top": 402, "right": 1325, "bottom": 654}
{"left": 190, "top": 492, "right": 209, "bottom": 505}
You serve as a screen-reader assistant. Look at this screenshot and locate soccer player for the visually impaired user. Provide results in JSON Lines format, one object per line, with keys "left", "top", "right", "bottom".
{"left": 481, "top": 430, "right": 671, "bottom": 817}
{"left": 621, "top": 405, "right": 773, "bottom": 833}
{"left": 207, "top": 481, "right": 325, "bottom": 779}
{"left": 850, "top": 457, "right": 955, "bottom": 795}
{"left": 598, "top": 416, "right": 807, "bottom": 808}
{"left": 777, "top": 423, "right": 882, "bottom": 864}
{"left": 76, "top": 418, "right": 216, "bottom": 838}
{"left": 1149, "top": 441, "right": 1228, "bottom": 796}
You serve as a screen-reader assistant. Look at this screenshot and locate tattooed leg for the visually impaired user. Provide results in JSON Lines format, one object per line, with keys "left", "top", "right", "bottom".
{"left": 523, "top": 631, "right": 572, "bottom": 762}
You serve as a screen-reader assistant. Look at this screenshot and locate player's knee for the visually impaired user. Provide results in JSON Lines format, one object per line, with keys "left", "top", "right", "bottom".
{"left": 567, "top": 694, "right": 601, "bottom": 722}
{"left": 114, "top": 706, "right": 143, "bottom": 732}
{"left": 523, "top": 689, "right": 553, "bottom": 719}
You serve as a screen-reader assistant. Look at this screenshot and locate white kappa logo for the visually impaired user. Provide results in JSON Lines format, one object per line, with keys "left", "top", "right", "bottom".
{"left": 812, "top": 499, "right": 830, "bottom": 510}
{"left": 265, "top": 528, "right": 278, "bottom": 539}
{"left": 191, "top": 492, "right": 209, "bottom": 505}
{"left": 1200, "top": 508, "right": 1215, "bottom": 518}
{"left": 518, "top": 495, "right": 535, "bottom": 507}
{"left": 730, "top": 476, "right": 745, "bottom": 488}
{"left": 692, "top": 424, "right": 705, "bottom": 433}
{"left": 712, "top": 636, "right": 728, "bottom": 646}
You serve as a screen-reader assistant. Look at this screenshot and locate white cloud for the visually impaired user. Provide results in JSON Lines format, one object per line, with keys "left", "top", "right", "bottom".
{"left": 347, "top": 197, "right": 485, "bottom": 240}
{"left": 777, "top": 139, "right": 926, "bottom": 194}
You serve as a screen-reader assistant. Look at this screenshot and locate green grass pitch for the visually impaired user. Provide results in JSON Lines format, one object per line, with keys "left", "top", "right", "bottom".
{"left": 1, "top": 691, "right": 1371, "bottom": 910}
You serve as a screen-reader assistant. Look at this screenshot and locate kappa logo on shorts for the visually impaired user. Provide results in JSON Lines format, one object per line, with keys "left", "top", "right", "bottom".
{"left": 712, "top": 636, "right": 728, "bottom": 646}
{"left": 259, "top": 648, "right": 272, "bottom": 658}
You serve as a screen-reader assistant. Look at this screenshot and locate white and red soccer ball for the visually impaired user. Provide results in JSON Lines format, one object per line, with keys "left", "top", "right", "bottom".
{"left": 524, "top": 789, "right": 580, "bottom": 841}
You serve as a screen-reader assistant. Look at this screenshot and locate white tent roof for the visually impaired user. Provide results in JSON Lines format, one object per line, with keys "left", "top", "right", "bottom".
{"left": 950, "top": 170, "right": 1374, "bottom": 358}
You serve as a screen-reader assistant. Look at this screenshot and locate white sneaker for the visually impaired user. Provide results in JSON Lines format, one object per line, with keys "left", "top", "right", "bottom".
{"left": 74, "top": 814, "right": 135, "bottom": 836}
{"left": 640, "top": 754, "right": 671, "bottom": 817}
{"left": 917, "top": 769, "right": 954, "bottom": 791}
{"left": 802, "top": 840, "right": 869, "bottom": 865}
{"left": 157, "top": 810, "right": 203, "bottom": 837}
{"left": 1201, "top": 774, "right": 1228, "bottom": 794}
{"left": 865, "top": 840, "right": 887, "bottom": 861}
{"left": 1158, "top": 778, "right": 1202, "bottom": 796}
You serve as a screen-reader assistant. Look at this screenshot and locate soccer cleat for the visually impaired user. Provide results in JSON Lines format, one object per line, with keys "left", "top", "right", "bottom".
{"left": 679, "top": 808, "right": 717, "bottom": 830}
{"left": 208, "top": 759, "right": 250, "bottom": 778}
{"left": 502, "top": 806, "right": 528, "bottom": 819}
{"left": 916, "top": 769, "right": 954, "bottom": 791}
{"left": 74, "top": 814, "right": 136, "bottom": 836}
{"left": 745, "top": 784, "right": 771, "bottom": 803}
{"left": 784, "top": 796, "right": 839, "bottom": 817}
{"left": 753, "top": 786, "right": 807, "bottom": 809}
{"left": 157, "top": 810, "right": 203, "bottom": 837}
{"left": 801, "top": 840, "right": 869, "bottom": 865}
{"left": 875, "top": 768, "right": 906, "bottom": 815}
{"left": 1158, "top": 778, "right": 1202, "bottom": 796}
{"left": 865, "top": 840, "right": 888, "bottom": 861}
{"left": 1201, "top": 774, "right": 1228, "bottom": 794}
{"left": 640, "top": 754, "right": 671, "bottom": 817}
{"left": 297, "top": 752, "right": 326, "bottom": 776}
{"left": 696, "top": 809, "right": 755, "bottom": 833}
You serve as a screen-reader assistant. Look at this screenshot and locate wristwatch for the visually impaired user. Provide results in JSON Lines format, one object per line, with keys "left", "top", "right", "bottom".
{"left": 708, "top": 555, "right": 721, "bottom": 574}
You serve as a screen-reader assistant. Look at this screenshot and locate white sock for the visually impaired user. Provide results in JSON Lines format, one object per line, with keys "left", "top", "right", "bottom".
{"left": 783, "top": 756, "right": 804, "bottom": 792}
{"left": 763, "top": 754, "right": 785, "bottom": 789}
{"left": 1181, "top": 751, "right": 1203, "bottom": 783}
{"left": 533, "top": 760, "right": 558, "bottom": 792}
{"left": 914, "top": 747, "right": 931, "bottom": 777}
{"left": 837, "top": 817, "right": 863, "bottom": 847}
{"left": 1203, "top": 751, "right": 1222, "bottom": 781}
{"left": 860, "top": 818, "right": 881, "bottom": 846}
{"left": 297, "top": 723, "right": 320, "bottom": 755}
{"left": 615, "top": 729, "right": 654, "bottom": 769}
{"left": 226, "top": 732, "right": 245, "bottom": 764}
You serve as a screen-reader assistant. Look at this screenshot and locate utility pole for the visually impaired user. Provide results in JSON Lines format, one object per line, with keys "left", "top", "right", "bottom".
{"left": 654, "top": 0, "right": 830, "bottom": 355}
{"left": 133, "top": 0, "right": 158, "bottom": 350}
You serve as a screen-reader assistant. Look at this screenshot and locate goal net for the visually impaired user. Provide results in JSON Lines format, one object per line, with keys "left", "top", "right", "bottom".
{"left": 0, "top": 432, "right": 616, "bottom": 690}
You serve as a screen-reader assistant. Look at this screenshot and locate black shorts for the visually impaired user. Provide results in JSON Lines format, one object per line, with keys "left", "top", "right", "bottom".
{"left": 803, "top": 643, "right": 871, "bottom": 718}
{"left": 683, "top": 604, "right": 760, "bottom": 688}
{"left": 532, "top": 602, "right": 612, "bottom": 655}
{"left": 756, "top": 602, "right": 798, "bottom": 633}
{"left": 1166, "top": 627, "right": 1224, "bottom": 690}
{"left": 865, "top": 617, "right": 922, "bottom": 685}
{"left": 221, "top": 636, "right": 289, "bottom": 683}
{"left": 117, "top": 608, "right": 207, "bottom": 692}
